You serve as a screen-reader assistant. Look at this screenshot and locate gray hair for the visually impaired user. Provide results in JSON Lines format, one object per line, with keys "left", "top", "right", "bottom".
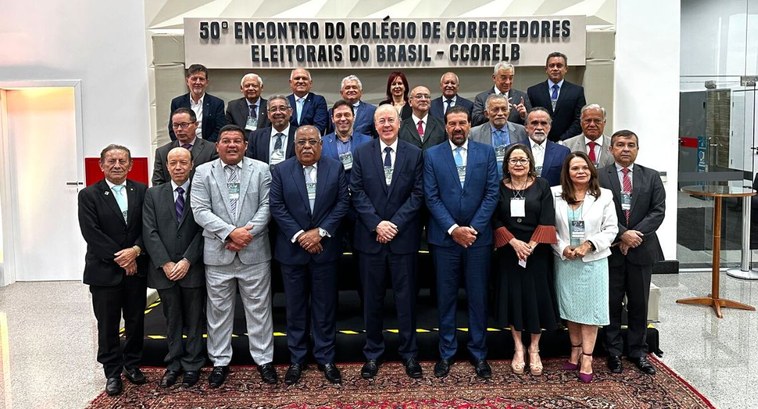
{"left": 485, "top": 94, "right": 510, "bottom": 112}
{"left": 440, "top": 72, "right": 459, "bottom": 83}
{"left": 493, "top": 62, "right": 515, "bottom": 75}
{"left": 341, "top": 75, "right": 362, "bottom": 90}
{"left": 240, "top": 73, "right": 263, "bottom": 87}
{"left": 290, "top": 68, "right": 312, "bottom": 81}
{"left": 581, "top": 103, "right": 606, "bottom": 120}
{"left": 267, "top": 94, "right": 291, "bottom": 109}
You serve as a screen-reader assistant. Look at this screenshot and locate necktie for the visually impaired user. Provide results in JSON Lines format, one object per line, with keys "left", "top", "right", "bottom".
{"left": 249, "top": 104, "right": 256, "bottom": 118}
{"left": 384, "top": 146, "right": 392, "bottom": 167}
{"left": 175, "top": 186, "right": 185, "bottom": 222}
{"left": 588, "top": 141, "right": 597, "bottom": 164}
{"left": 551, "top": 84, "right": 559, "bottom": 100}
{"left": 112, "top": 185, "right": 127, "bottom": 222}
{"left": 304, "top": 165, "right": 315, "bottom": 211}
{"left": 622, "top": 167, "right": 632, "bottom": 224}
{"left": 296, "top": 98, "right": 304, "bottom": 123}
{"left": 226, "top": 165, "right": 239, "bottom": 217}
{"left": 444, "top": 99, "right": 453, "bottom": 113}
{"left": 181, "top": 143, "right": 192, "bottom": 150}
{"left": 274, "top": 133, "right": 283, "bottom": 151}
{"left": 417, "top": 120, "right": 425, "bottom": 141}
{"left": 454, "top": 147, "right": 464, "bottom": 187}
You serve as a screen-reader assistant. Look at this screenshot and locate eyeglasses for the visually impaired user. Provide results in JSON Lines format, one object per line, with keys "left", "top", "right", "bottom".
{"left": 268, "top": 106, "right": 291, "bottom": 113}
{"left": 508, "top": 159, "right": 529, "bottom": 165}
{"left": 171, "top": 122, "right": 195, "bottom": 129}
{"left": 413, "top": 94, "right": 431, "bottom": 100}
{"left": 296, "top": 139, "right": 320, "bottom": 146}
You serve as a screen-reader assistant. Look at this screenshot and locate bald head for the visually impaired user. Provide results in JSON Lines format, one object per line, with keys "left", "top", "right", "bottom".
{"left": 409, "top": 86, "right": 431, "bottom": 117}
{"left": 167, "top": 147, "right": 193, "bottom": 185}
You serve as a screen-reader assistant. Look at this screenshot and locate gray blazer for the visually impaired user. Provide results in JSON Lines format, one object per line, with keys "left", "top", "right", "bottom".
{"left": 142, "top": 182, "right": 205, "bottom": 289}
{"left": 152, "top": 138, "right": 218, "bottom": 186}
{"left": 469, "top": 122, "right": 528, "bottom": 146}
{"left": 472, "top": 87, "right": 531, "bottom": 127}
{"left": 191, "top": 157, "right": 271, "bottom": 266}
{"left": 561, "top": 134, "right": 614, "bottom": 169}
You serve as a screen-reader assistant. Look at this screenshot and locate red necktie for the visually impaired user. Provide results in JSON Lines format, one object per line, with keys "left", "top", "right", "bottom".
{"left": 588, "top": 141, "right": 597, "bottom": 164}
{"left": 622, "top": 167, "right": 632, "bottom": 224}
{"left": 417, "top": 120, "right": 425, "bottom": 142}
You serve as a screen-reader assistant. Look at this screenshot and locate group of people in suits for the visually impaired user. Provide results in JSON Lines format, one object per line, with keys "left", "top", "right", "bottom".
{"left": 77, "top": 51, "right": 666, "bottom": 396}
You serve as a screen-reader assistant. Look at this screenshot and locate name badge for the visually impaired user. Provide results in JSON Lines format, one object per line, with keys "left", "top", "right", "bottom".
{"left": 535, "top": 165, "right": 543, "bottom": 176}
{"left": 495, "top": 145, "right": 507, "bottom": 163}
{"left": 518, "top": 259, "right": 527, "bottom": 268}
{"left": 270, "top": 150, "right": 285, "bottom": 165}
{"left": 245, "top": 115, "right": 258, "bottom": 131}
{"left": 384, "top": 166, "right": 393, "bottom": 185}
{"left": 339, "top": 151, "right": 353, "bottom": 170}
{"left": 510, "top": 198, "right": 526, "bottom": 217}
{"left": 306, "top": 182, "right": 317, "bottom": 201}
{"left": 457, "top": 165, "right": 466, "bottom": 185}
{"left": 621, "top": 191, "right": 632, "bottom": 210}
{"left": 228, "top": 182, "right": 240, "bottom": 200}
{"left": 570, "top": 220, "right": 585, "bottom": 239}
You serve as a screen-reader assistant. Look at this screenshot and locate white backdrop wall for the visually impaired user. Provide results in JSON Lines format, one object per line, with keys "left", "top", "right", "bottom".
{"left": 615, "top": 0, "right": 680, "bottom": 260}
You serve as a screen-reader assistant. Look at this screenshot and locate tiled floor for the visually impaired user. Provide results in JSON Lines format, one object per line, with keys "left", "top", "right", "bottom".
{"left": 1, "top": 272, "right": 757, "bottom": 408}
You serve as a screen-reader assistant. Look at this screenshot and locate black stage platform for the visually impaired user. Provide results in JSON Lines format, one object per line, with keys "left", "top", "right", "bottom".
{"left": 140, "top": 287, "right": 660, "bottom": 366}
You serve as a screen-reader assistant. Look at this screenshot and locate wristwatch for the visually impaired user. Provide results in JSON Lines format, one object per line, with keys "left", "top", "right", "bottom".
{"left": 318, "top": 227, "right": 328, "bottom": 238}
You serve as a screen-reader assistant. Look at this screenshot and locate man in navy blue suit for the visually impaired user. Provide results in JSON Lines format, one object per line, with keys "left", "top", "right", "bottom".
{"left": 245, "top": 95, "right": 296, "bottom": 167}
{"left": 326, "top": 75, "right": 377, "bottom": 137}
{"left": 270, "top": 125, "right": 349, "bottom": 385}
{"left": 423, "top": 106, "right": 499, "bottom": 379}
{"left": 525, "top": 107, "right": 570, "bottom": 186}
{"left": 527, "top": 52, "right": 586, "bottom": 141}
{"left": 350, "top": 104, "right": 425, "bottom": 380}
{"left": 287, "top": 68, "right": 329, "bottom": 135}
{"left": 168, "top": 64, "right": 226, "bottom": 142}
{"left": 429, "top": 72, "right": 474, "bottom": 121}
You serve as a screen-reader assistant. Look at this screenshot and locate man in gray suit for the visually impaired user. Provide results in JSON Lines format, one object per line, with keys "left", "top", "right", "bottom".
{"left": 143, "top": 147, "right": 205, "bottom": 388}
{"left": 469, "top": 94, "right": 528, "bottom": 178}
{"left": 153, "top": 108, "right": 218, "bottom": 186}
{"left": 399, "top": 85, "right": 447, "bottom": 150}
{"left": 561, "top": 104, "right": 614, "bottom": 169}
{"left": 191, "top": 124, "right": 278, "bottom": 387}
{"left": 472, "top": 62, "right": 531, "bottom": 127}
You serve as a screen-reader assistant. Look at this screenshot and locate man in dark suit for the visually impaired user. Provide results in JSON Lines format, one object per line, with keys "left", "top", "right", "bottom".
{"left": 469, "top": 94, "right": 528, "bottom": 179}
{"left": 270, "top": 125, "right": 349, "bottom": 385}
{"left": 288, "top": 68, "right": 329, "bottom": 134}
{"left": 325, "top": 75, "right": 377, "bottom": 137}
{"left": 399, "top": 85, "right": 446, "bottom": 151}
{"left": 525, "top": 108, "right": 570, "bottom": 186}
{"left": 350, "top": 104, "right": 425, "bottom": 380}
{"left": 527, "top": 52, "right": 586, "bottom": 141}
{"left": 322, "top": 99, "right": 372, "bottom": 181}
{"left": 430, "top": 72, "right": 474, "bottom": 120}
{"left": 472, "top": 62, "right": 531, "bottom": 127}
{"left": 246, "top": 95, "right": 296, "bottom": 167}
{"left": 600, "top": 130, "right": 665, "bottom": 376}
{"left": 78, "top": 144, "right": 148, "bottom": 396}
{"left": 168, "top": 64, "right": 226, "bottom": 142}
{"left": 424, "top": 106, "right": 499, "bottom": 379}
{"left": 153, "top": 108, "right": 218, "bottom": 186}
{"left": 143, "top": 147, "right": 206, "bottom": 388}
{"left": 225, "top": 73, "right": 270, "bottom": 139}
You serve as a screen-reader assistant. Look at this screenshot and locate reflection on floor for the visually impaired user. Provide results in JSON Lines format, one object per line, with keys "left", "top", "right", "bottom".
{"left": 1, "top": 272, "right": 757, "bottom": 408}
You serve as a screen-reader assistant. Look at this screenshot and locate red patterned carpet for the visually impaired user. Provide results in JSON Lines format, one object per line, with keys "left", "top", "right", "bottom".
{"left": 87, "top": 356, "right": 714, "bottom": 408}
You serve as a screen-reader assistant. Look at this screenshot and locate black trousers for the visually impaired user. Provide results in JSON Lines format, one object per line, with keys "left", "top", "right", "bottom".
{"left": 90, "top": 275, "right": 147, "bottom": 379}
{"left": 605, "top": 261, "right": 652, "bottom": 358}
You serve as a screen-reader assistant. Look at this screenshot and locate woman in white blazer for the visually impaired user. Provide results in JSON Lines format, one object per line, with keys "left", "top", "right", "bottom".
{"left": 551, "top": 151, "right": 618, "bottom": 383}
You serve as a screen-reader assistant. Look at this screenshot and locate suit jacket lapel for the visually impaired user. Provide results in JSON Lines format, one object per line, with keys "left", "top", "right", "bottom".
{"left": 292, "top": 162, "right": 311, "bottom": 216}
{"left": 444, "top": 144, "right": 460, "bottom": 191}
{"left": 313, "top": 161, "right": 330, "bottom": 217}
{"left": 372, "top": 140, "right": 388, "bottom": 195}
{"left": 238, "top": 159, "right": 252, "bottom": 212}
{"left": 100, "top": 180, "right": 125, "bottom": 225}
{"left": 125, "top": 181, "right": 139, "bottom": 227}
{"left": 213, "top": 161, "right": 233, "bottom": 219}
{"left": 629, "top": 166, "right": 642, "bottom": 217}
{"left": 462, "top": 143, "right": 475, "bottom": 188}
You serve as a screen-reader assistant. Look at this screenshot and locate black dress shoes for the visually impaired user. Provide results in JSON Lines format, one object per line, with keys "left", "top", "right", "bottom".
{"left": 318, "top": 363, "right": 343, "bottom": 384}
{"left": 208, "top": 366, "right": 229, "bottom": 388}
{"left": 258, "top": 362, "right": 279, "bottom": 384}
{"left": 472, "top": 359, "right": 492, "bottom": 379}
{"left": 434, "top": 359, "right": 453, "bottom": 378}
{"left": 105, "top": 377, "right": 123, "bottom": 396}
{"left": 361, "top": 359, "right": 379, "bottom": 379}
{"left": 284, "top": 363, "right": 304, "bottom": 385}
{"left": 160, "top": 369, "right": 180, "bottom": 388}
{"left": 403, "top": 358, "right": 423, "bottom": 379}
{"left": 631, "top": 356, "right": 656, "bottom": 375}
{"left": 182, "top": 371, "right": 200, "bottom": 388}
{"left": 123, "top": 367, "right": 147, "bottom": 385}
{"left": 607, "top": 356, "right": 623, "bottom": 374}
